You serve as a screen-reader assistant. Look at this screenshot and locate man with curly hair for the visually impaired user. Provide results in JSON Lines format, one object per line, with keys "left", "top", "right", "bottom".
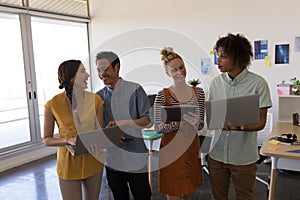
{"left": 208, "top": 33, "right": 272, "bottom": 200}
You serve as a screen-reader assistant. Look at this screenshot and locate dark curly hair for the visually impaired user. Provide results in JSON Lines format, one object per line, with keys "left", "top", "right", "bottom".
{"left": 214, "top": 33, "right": 253, "bottom": 69}
{"left": 58, "top": 60, "right": 81, "bottom": 109}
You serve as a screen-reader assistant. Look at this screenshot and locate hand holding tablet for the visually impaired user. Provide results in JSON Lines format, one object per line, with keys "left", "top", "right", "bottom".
{"left": 161, "top": 104, "right": 197, "bottom": 122}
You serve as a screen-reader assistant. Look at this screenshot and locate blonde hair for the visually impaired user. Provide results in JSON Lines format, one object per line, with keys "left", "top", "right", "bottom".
{"left": 160, "top": 47, "right": 182, "bottom": 69}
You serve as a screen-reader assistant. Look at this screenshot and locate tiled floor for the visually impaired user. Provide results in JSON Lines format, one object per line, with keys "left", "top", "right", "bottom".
{"left": 0, "top": 154, "right": 300, "bottom": 200}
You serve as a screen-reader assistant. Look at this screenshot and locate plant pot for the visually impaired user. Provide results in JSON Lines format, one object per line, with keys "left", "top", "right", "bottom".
{"left": 292, "top": 85, "right": 300, "bottom": 95}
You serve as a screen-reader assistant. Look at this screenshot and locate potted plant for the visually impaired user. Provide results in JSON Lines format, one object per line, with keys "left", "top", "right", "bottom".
{"left": 188, "top": 79, "right": 201, "bottom": 86}
{"left": 290, "top": 77, "right": 300, "bottom": 95}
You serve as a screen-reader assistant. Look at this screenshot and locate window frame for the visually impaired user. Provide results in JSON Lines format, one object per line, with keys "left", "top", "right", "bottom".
{"left": 0, "top": 5, "right": 91, "bottom": 162}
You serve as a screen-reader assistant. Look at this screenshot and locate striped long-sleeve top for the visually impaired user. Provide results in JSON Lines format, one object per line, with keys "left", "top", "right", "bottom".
{"left": 154, "top": 87, "right": 205, "bottom": 133}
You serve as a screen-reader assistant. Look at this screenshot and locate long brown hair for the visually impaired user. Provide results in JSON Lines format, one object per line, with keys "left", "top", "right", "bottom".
{"left": 58, "top": 60, "right": 81, "bottom": 108}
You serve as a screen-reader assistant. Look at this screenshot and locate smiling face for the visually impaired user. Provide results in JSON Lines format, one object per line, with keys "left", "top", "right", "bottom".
{"left": 96, "top": 58, "right": 120, "bottom": 89}
{"left": 73, "top": 63, "right": 89, "bottom": 90}
{"left": 165, "top": 58, "right": 186, "bottom": 83}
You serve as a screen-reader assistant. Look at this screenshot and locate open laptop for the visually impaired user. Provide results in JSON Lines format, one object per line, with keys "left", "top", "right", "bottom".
{"left": 66, "top": 126, "right": 126, "bottom": 156}
{"left": 78, "top": 126, "right": 126, "bottom": 150}
{"left": 65, "top": 136, "right": 89, "bottom": 156}
{"left": 205, "top": 94, "right": 260, "bottom": 130}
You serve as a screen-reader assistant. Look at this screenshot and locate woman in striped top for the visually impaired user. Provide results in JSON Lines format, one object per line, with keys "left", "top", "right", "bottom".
{"left": 154, "top": 47, "right": 205, "bottom": 200}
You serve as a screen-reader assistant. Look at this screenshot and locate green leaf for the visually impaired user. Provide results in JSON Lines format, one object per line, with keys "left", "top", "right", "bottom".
{"left": 188, "top": 79, "right": 201, "bottom": 86}
{"left": 290, "top": 77, "right": 300, "bottom": 85}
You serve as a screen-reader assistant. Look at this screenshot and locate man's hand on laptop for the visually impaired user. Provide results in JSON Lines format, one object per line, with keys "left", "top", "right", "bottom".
{"left": 106, "top": 120, "right": 129, "bottom": 127}
{"left": 105, "top": 121, "right": 127, "bottom": 145}
{"left": 106, "top": 121, "right": 117, "bottom": 127}
{"left": 120, "top": 135, "right": 127, "bottom": 145}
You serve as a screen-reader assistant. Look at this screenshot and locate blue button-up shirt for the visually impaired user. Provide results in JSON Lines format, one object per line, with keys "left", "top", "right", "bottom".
{"left": 96, "top": 78, "right": 151, "bottom": 171}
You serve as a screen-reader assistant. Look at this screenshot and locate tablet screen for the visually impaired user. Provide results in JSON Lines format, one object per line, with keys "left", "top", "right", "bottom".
{"left": 161, "top": 104, "right": 197, "bottom": 122}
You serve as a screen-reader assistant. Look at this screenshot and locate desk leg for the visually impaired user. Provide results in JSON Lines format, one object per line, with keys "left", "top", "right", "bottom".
{"left": 149, "top": 140, "right": 153, "bottom": 192}
{"left": 268, "top": 157, "right": 278, "bottom": 200}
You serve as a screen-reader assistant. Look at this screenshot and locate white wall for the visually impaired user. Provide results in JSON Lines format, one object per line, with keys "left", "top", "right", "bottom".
{"left": 89, "top": 0, "right": 300, "bottom": 124}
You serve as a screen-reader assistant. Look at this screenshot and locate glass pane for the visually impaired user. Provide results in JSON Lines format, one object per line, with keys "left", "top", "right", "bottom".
{"left": 0, "top": 13, "right": 31, "bottom": 149}
{"left": 31, "top": 17, "right": 89, "bottom": 138}
{"left": 29, "top": 0, "right": 88, "bottom": 17}
{"left": 0, "top": 0, "right": 22, "bottom": 7}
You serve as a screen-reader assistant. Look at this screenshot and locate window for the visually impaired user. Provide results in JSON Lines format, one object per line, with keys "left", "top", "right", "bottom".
{"left": 0, "top": 0, "right": 22, "bottom": 7}
{"left": 0, "top": 0, "right": 89, "bottom": 17}
{"left": 0, "top": 6, "right": 90, "bottom": 157}
{"left": 29, "top": 0, "right": 88, "bottom": 17}
{"left": 31, "top": 17, "right": 90, "bottom": 138}
{"left": 0, "top": 13, "right": 30, "bottom": 149}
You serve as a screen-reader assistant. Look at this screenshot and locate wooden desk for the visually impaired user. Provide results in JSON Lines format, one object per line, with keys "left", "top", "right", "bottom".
{"left": 260, "top": 122, "right": 300, "bottom": 200}
{"left": 142, "top": 130, "right": 162, "bottom": 191}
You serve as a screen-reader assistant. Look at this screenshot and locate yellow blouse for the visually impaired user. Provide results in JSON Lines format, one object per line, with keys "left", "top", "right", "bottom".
{"left": 45, "top": 91, "right": 104, "bottom": 180}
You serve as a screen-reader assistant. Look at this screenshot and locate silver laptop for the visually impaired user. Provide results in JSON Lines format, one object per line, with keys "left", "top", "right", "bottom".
{"left": 205, "top": 94, "right": 260, "bottom": 130}
{"left": 66, "top": 126, "right": 126, "bottom": 156}
{"left": 78, "top": 126, "right": 126, "bottom": 150}
{"left": 65, "top": 136, "right": 89, "bottom": 156}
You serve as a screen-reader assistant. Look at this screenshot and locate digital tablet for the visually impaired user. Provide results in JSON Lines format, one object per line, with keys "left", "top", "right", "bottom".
{"left": 161, "top": 104, "right": 197, "bottom": 122}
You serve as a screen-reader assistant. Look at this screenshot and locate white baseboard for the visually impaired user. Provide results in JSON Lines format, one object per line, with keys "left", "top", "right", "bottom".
{"left": 0, "top": 147, "right": 57, "bottom": 173}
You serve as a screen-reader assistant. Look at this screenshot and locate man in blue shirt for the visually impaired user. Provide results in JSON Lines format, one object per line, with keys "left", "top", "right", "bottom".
{"left": 95, "top": 51, "right": 152, "bottom": 200}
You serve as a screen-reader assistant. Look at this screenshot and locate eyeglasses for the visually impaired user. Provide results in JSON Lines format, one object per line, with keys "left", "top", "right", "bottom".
{"left": 97, "top": 66, "right": 109, "bottom": 73}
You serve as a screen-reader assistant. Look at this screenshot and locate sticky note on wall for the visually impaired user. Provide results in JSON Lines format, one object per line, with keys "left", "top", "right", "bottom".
{"left": 264, "top": 56, "right": 271, "bottom": 67}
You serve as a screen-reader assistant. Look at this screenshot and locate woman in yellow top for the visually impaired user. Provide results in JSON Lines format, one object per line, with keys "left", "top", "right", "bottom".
{"left": 43, "top": 60, "right": 104, "bottom": 200}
